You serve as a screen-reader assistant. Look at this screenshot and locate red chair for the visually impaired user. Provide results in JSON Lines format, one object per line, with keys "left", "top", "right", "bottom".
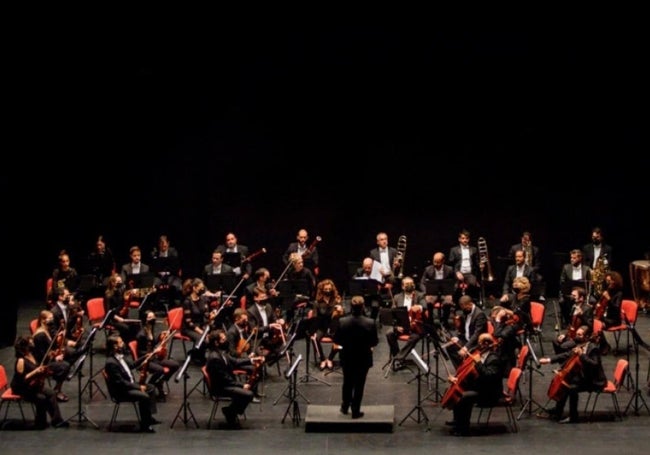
{"left": 166, "top": 307, "right": 191, "bottom": 359}
{"left": 46, "top": 277, "right": 54, "bottom": 308}
{"left": 0, "top": 364, "right": 35, "bottom": 428}
{"left": 476, "top": 366, "right": 522, "bottom": 433}
{"left": 584, "top": 358, "right": 628, "bottom": 421}
{"left": 29, "top": 319, "right": 39, "bottom": 335}
{"left": 529, "top": 301, "right": 546, "bottom": 356}
{"left": 605, "top": 299, "right": 638, "bottom": 354}
{"left": 86, "top": 297, "right": 115, "bottom": 343}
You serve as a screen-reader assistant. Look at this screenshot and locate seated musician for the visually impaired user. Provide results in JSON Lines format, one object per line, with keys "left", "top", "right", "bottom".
{"left": 205, "top": 329, "right": 264, "bottom": 429}
{"left": 11, "top": 335, "right": 69, "bottom": 429}
{"left": 445, "top": 295, "right": 489, "bottom": 368}
{"left": 310, "top": 279, "right": 342, "bottom": 370}
{"left": 420, "top": 251, "right": 456, "bottom": 329}
{"left": 135, "top": 311, "right": 180, "bottom": 400}
{"left": 386, "top": 276, "right": 427, "bottom": 369}
{"left": 598, "top": 271, "right": 623, "bottom": 354}
{"left": 104, "top": 273, "right": 139, "bottom": 342}
{"left": 354, "top": 257, "right": 391, "bottom": 321}
{"left": 553, "top": 286, "right": 593, "bottom": 354}
{"left": 180, "top": 278, "right": 221, "bottom": 365}
{"left": 490, "top": 306, "right": 521, "bottom": 378}
{"left": 246, "top": 288, "right": 286, "bottom": 366}
{"left": 104, "top": 334, "right": 160, "bottom": 433}
{"left": 226, "top": 308, "right": 263, "bottom": 402}
{"left": 500, "top": 276, "right": 532, "bottom": 335}
{"left": 244, "top": 267, "right": 280, "bottom": 312}
{"left": 444, "top": 333, "right": 504, "bottom": 436}
{"left": 32, "top": 310, "right": 72, "bottom": 402}
{"left": 538, "top": 326, "right": 607, "bottom": 423}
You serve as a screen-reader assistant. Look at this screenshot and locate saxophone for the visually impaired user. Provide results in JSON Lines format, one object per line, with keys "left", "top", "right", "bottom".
{"left": 591, "top": 254, "right": 609, "bottom": 298}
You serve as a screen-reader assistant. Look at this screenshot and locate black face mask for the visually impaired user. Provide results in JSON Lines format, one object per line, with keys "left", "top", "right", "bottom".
{"left": 323, "top": 290, "right": 333, "bottom": 296}
{"left": 593, "top": 239, "right": 601, "bottom": 246}
{"left": 462, "top": 307, "right": 472, "bottom": 315}
{"left": 218, "top": 341, "right": 229, "bottom": 350}
{"left": 197, "top": 288, "right": 206, "bottom": 295}
{"left": 404, "top": 285, "right": 415, "bottom": 293}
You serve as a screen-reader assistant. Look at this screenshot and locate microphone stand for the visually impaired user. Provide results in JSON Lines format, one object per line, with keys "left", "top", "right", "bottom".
{"left": 170, "top": 324, "right": 209, "bottom": 428}
{"left": 517, "top": 336, "right": 545, "bottom": 420}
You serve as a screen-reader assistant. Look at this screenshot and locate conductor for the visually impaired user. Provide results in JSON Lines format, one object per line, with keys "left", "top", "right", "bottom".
{"left": 333, "top": 295, "right": 379, "bottom": 419}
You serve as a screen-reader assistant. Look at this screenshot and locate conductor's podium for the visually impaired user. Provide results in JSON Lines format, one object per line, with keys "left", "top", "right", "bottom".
{"left": 304, "top": 405, "right": 394, "bottom": 433}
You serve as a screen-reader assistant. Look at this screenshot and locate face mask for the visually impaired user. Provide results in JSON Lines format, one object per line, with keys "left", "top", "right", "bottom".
{"left": 218, "top": 341, "right": 229, "bottom": 350}
{"left": 593, "top": 239, "right": 601, "bottom": 246}
{"left": 462, "top": 307, "right": 472, "bottom": 315}
{"left": 197, "top": 288, "right": 206, "bottom": 295}
{"left": 323, "top": 290, "right": 333, "bottom": 296}
{"left": 404, "top": 285, "right": 415, "bottom": 293}
{"left": 147, "top": 319, "right": 156, "bottom": 326}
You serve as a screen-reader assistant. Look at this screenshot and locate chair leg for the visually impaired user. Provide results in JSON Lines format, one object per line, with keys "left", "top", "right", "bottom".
{"left": 208, "top": 398, "right": 219, "bottom": 429}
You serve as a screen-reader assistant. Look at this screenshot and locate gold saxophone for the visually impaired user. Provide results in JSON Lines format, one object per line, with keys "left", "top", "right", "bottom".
{"left": 591, "top": 255, "right": 609, "bottom": 298}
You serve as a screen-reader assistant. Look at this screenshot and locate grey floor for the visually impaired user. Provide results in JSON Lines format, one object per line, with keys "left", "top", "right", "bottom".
{"left": 1, "top": 298, "right": 649, "bottom": 455}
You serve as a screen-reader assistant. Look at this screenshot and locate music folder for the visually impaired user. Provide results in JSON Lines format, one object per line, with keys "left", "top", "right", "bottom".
{"left": 561, "top": 279, "right": 589, "bottom": 296}
{"left": 126, "top": 272, "right": 155, "bottom": 289}
{"left": 425, "top": 279, "right": 456, "bottom": 296}
{"left": 205, "top": 273, "right": 237, "bottom": 293}
{"left": 223, "top": 252, "right": 242, "bottom": 268}
{"left": 392, "top": 307, "right": 410, "bottom": 331}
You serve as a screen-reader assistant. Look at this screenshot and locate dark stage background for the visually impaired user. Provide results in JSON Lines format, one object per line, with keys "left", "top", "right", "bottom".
{"left": 4, "top": 20, "right": 647, "bottom": 330}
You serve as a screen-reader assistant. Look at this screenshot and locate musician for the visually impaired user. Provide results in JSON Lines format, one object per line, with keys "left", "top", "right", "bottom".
{"left": 499, "top": 250, "right": 535, "bottom": 303}
{"left": 553, "top": 286, "right": 593, "bottom": 354}
{"left": 490, "top": 306, "right": 521, "bottom": 378}
{"left": 582, "top": 226, "right": 614, "bottom": 270}
{"left": 104, "top": 273, "right": 138, "bottom": 342}
{"left": 448, "top": 229, "right": 482, "bottom": 303}
{"left": 310, "top": 279, "right": 342, "bottom": 370}
{"left": 150, "top": 234, "right": 183, "bottom": 307}
{"left": 181, "top": 278, "right": 221, "bottom": 364}
{"left": 32, "top": 310, "right": 72, "bottom": 402}
{"left": 354, "top": 257, "right": 389, "bottom": 321}
{"left": 445, "top": 332, "right": 504, "bottom": 436}
{"left": 333, "top": 295, "right": 379, "bottom": 419}
{"left": 501, "top": 276, "right": 533, "bottom": 335}
{"left": 539, "top": 326, "right": 607, "bottom": 423}
{"left": 282, "top": 228, "right": 320, "bottom": 277}
{"left": 205, "top": 329, "right": 260, "bottom": 428}
{"left": 419, "top": 251, "right": 456, "bottom": 329}
{"left": 226, "top": 308, "right": 263, "bottom": 402}
{"left": 119, "top": 245, "right": 152, "bottom": 286}
{"left": 369, "top": 231, "right": 398, "bottom": 288}
{"left": 49, "top": 287, "right": 85, "bottom": 362}
{"left": 245, "top": 267, "right": 281, "bottom": 310}
{"left": 11, "top": 335, "right": 68, "bottom": 429}
{"left": 215, "top": 232, "right": 252, "bottom": 283}
{"left": 446, "top": 295, "right": 488, "bottom": 368}
{"left": 598, "top": 271, "right": 623, "bottom": 354}
{"left": 246, "top": 288, "right": 285, "bottom": 365}
{"left": 135, "top": 311, "right": 180, "bottom": 400}
{"left": 104, "top": 334, "right": 160, "bottom": 433}
{"left": 202, "top": 249, "right": 235, "bottom": 281}
{"left": 559, "top": 249, "right": 593, "bottom": 327}
{"left": 85, "top": 234, "right": 115, "bottom": 287}
{"left": 49, "top": 250, "right": 81, "bottom": 304}
{"left": 508, "top": 231, "right": 545, "bottom": 300}
{"left": 386, "top": 276, "right": 427, "bottom": 368}
{"left": 284, "top": 253, "right": 317, "bottom": 299}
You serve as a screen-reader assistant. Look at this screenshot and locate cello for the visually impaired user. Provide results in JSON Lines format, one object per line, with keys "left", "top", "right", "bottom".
{"left": 547, "top": 343, "right": 586, "bottom": 402}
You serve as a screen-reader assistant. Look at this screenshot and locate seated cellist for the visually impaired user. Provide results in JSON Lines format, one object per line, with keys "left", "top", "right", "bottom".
{"left": 552, "top": 286, "right": 593, "bottom": 354}
{"left": 444, "top": 332, "right": 504, "bottom": 437}
{"left": 538, "top": 325, "right": 606, "bottom": 423}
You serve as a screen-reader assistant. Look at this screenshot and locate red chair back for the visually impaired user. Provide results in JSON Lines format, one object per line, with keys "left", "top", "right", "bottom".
{"left": 620, "top": 299, "right": 638, "bottom": 325}
{"left": 86, "top": 297, "right": 106, "bottom": 324}
{"left": 530, "top": 301, "right": 545, "bottom": 327}
{"left": 167, "top": 307, "right": 184, "bottom": 331}
{"left": 516, "top": 344, "right": 529, "bottom": 370}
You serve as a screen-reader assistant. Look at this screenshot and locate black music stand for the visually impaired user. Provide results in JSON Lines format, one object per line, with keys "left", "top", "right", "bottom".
{"left": 126, "top": 272, "right": 155, "bottom": 289}
{"left": 282, "top": 354, "right": 304, "bottom": 426}
{"left": 80, "top": 309, "right": 115, "bottom": 401}
{"left": 425, "top": 279, "right": 456, "bottom": 322}
{"left": 273, "top": 330, "right": 310, "bottom": 408}
{"left": 623, "top": 317, "right": 650, "bottom": 416}
{"left": 517, "top": 336, "right": 545, "bottom": 420}
{"left": 398, "top": 349, "right": 431, "bottom": 430}
{"left": 205, "top": 273, "right": 237, "bottom": 295}
{"left": 298, "top": 311, "right": 330, "bottom": 387}
{"left": 171, "top": 326, "right": 209, "bottom": 429}
{"left": 62, "top": 327, "right": 101, "bottom": 429}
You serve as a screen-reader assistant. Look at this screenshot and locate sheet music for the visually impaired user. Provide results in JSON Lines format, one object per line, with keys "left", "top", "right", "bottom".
{"left": 370, "top": 260, "right": 386, "bottom": 283}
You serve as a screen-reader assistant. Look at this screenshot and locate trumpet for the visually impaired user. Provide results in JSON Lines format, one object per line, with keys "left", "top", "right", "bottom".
{"left": 395, "top": 235, "right": 407, "bottom": 279}
{"left": 477, "top": 237, "right": 494, "bottom": 282}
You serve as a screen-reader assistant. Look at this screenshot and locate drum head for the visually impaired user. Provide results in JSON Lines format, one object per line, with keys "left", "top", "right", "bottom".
{"left": 631, "top": 260, "right": 650, "bottom": 269}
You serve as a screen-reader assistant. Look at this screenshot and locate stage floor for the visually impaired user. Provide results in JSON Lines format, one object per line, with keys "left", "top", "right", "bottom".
{"left": 1, "top": 298, "right": 649, "bottom": 455}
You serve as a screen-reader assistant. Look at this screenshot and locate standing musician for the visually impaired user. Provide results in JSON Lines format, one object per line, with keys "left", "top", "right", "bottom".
{"left": 508, "top": 231, "right": 546, "bottom": 300}
{"left": 443, "top": 333, "right": 504, "bottom": 437}
{"left": 539, "top": 325, "right": 607, "bottom": 423}
{"left": 180, "top": 278, "right": 221, "bottom": 365}
{"left": 49, "top": 250, "right": 80, "bottom": 306}
{"left": 282, "top": 228, "right": 320, "bottom": 277}
{"left": 552, "top": 286, "right": 593, "bottom": 354}
{"left": 104, "top": 334, "right": 160, "bottom": 433}
{"left": 49, "top": 287, "right": 86, "bottom": 363}
{"left": 310, "top": 279, "right": 342, "bottom": 370}
{"left": 385, "top": 276, "right": 427, "bottom": 369}
{"left": 445, "top": 295, "right": 488, "bottom": 368}
{"left": 215, "top": 232, "right": 252, "bottom": 283}
{"left": 205, "top": 329, "right": 264, "bottom": 429}
{"left": 135, "top": 311, "right": 180, "bottom": 400}
{"left": 246, "top": 288, "right": 286, "bottom": 367}
{"left": 368, "top": 232, "right": 398, "bottom": 298}
{"left": 32, "top": 310, "right": 72, "bottom": 402}
{"left": 11, "top": 335, "right": 69, "bottom": 429}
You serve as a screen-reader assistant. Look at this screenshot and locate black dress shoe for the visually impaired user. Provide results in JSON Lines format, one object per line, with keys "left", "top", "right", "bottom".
{"left": 445, "top": 420, "right": 457, "bottom": 426}
{"left": 53, "top": 420, "right": 70, "bottom": 428}
{"left": 149, "top": 418, "right": 162, "bottom": 425}
{"left": 140, "top": 426, "right": 156, "bottom": 433}
{"left": 340, "top": 406, "right": 349, "bottom": 415}
{"left": 351, "top": 412, "right": 364, "bottom": 419}
{"left": 450, "top": 428, "right": 470, "bottom": 437}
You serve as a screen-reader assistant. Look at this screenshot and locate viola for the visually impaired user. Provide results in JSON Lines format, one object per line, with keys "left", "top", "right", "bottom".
{"left": 594, "top": 293, "right": 609, "bottom": 321}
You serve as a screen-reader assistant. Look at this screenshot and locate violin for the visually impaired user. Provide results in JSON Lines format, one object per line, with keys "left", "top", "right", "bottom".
{"left": 594, "top": 292, "right": 609, "bottom": 321}
{"left": 245, "top": 356, "right": 265, "bottom": 390}
{"left": 72, "top": 313, "right": 84, "bottom": 341}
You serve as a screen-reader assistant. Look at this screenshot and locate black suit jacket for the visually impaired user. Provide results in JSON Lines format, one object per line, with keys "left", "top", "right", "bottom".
{"left": 205, "top": 348, "right": 252, "bottom": 393}
{"left": 559, "top": 264, "right": 592, "bottom": 297}
{"left": 104, "top": 354, "right": 146, "bottom": 399}
{"left": 448, "top": 245, "right": 480, "bottom": 276}
{"left": 582, "top": 243, "right": 613, "bottom": 269}
{"left": 215, "top": 244, "right": 252, "bottom": 277}
{"left": 501, "top": 264, "right": 535, "bottom": 295}
{"left": 333, "top": 312, "right": 378, "bottom": 369}
{"left": 460, "top": 305, "right": 488, "bottom": 352}
{"left": 419, "top": 264, "right": 455, "bottom": 293}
